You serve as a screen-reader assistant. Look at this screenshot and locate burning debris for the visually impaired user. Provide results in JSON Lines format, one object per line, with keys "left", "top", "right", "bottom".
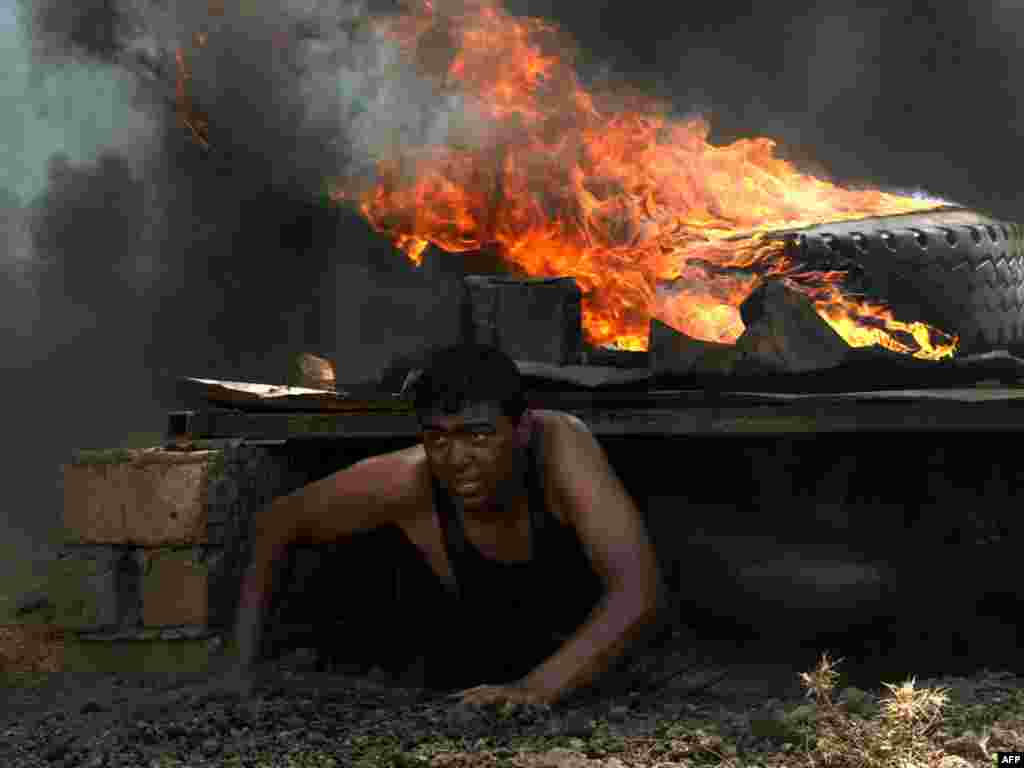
{"left": 163, "top": 0, "right": 1024, "bottom": 367}
{"left": 648, "top": 279, "right": 850, "bottom": 378}
{"left": 160, "top": 0, "right": 973, "bottom": 362}
{"left": 462, "top": 275, "right": 583, "bottom": 366}
{"left": 768, "top": 210, "right": 1023, "bottom": 357}
{"left": 648, "top": 319, "right": 737, "bottom": 378}
{"left": 735, "top": 279, "right": 850, "bottom": 374}
{"left": 174, "top": 46, "right": 209, "bottom": 150}
{"left": 314, "top": 0, "right": 965, "bottom": 358}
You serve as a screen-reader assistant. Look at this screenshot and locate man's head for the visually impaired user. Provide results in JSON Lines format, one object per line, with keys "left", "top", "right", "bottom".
{"left": 410, "top": 343, "right": 528, "bottom": 511}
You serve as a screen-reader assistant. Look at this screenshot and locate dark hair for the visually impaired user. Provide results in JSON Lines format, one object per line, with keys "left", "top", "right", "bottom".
{"left": 409, "top": 343, "right": 526, "bottom": 424}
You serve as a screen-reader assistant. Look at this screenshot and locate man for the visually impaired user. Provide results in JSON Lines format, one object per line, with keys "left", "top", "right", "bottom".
{"left": 224, "top": 342, "right": 666, "bottom": 708}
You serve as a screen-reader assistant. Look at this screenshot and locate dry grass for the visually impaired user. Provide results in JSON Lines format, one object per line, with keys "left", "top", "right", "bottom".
{"left": 626, "top": 652, "right": 1020, "bottom": 768}
{"left": 797, "top": 652, "right": 956, "bottom": 767}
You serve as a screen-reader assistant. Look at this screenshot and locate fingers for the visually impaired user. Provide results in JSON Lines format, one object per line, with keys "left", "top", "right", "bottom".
{"left": 448, "top": 684, "right": 547, "bottom": 710}
{"left": 447, "top": 684, "right": 490, "bottom": 700}
{"left": 457, "top": 687, "right": 511, "bottom": 708}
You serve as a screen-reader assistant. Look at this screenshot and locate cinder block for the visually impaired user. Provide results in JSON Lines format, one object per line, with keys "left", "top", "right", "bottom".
{"left": 128, "top": 455, "right": 214, "bottom": 546}
{"left": 62, "top": 450, "right": 218, "bottom": 546}
{"left": 45, "top": 549, "right": 121, "bottom": 632}
{"left": 62, "top": 464, "right": 125, "bottom": 544}
{"left": 462, "top": 275, "right": 583, "bottom": 365}
{"left": 141, "top": 549, "right": 210, "bottom": 627}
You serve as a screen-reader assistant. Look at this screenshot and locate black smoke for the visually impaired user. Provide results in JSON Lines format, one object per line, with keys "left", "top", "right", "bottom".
{"left": 505, "top": 0, "right": 1022, "bottom": 217}
{"left": 3, "top": 0, "right": 1023, "bottom": 569}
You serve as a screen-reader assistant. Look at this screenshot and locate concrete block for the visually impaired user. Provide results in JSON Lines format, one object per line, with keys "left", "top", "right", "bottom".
{"left": 45, "top": 549, "right": 121, "bottom": 631}
{"left": 462, "top": 275, "right": 583, "bottom": 365}
{"left": 62, "top": 463, "right": 126, "bottom": 544}
{"left": 62, "top": 450, "right": 218, "bottom": 546}
{"left": 140, "top": 549, "right": 210, "bottom": 627}
{"left": 128, "top": 459, "right": 211, "bottom": 546}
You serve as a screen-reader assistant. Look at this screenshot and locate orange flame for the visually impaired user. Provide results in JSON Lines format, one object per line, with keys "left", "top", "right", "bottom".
{"left": 174, "top": 46, "right": 210, "bottom": 150}
{"left": 324, "top": 0, "right": 957, "bottom": 358}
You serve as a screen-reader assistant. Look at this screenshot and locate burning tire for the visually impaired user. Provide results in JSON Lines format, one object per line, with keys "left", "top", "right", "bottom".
{"left": 772, "top": 207, "right": 1024, "bottom": 354}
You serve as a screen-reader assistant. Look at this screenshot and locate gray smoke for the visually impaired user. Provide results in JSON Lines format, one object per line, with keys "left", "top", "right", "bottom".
{"left": 1, "top": 0, "right": 469, "bottom": 566}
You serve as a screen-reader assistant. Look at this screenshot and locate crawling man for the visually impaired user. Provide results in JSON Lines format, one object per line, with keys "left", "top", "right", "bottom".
{"left": 227, "top": 342, "right": 666, "bottom": 708}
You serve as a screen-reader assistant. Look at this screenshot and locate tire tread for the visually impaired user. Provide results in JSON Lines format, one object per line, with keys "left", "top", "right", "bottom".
{"left": 790, "top": 210, "right": 1024, "bottom": 353}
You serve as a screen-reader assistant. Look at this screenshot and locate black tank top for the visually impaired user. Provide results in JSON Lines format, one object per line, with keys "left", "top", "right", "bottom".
{"left": 422, "top": 417, "right": 605, "bottom": 690}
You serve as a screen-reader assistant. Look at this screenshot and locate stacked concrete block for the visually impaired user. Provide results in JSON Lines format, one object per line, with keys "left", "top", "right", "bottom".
{"left": 54, "top": 443, "right": 316, "bottom": 674}
{"left": 46, "top": 547, "right": 123, "bottom": 632}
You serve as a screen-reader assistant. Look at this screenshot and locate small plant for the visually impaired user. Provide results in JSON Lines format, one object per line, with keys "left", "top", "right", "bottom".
{"left": 207, "top": 449, "right": 227, "bottom": 481}
{"left": 73, "top": 448, "right": 135, "bottom": 465}
{"left": 799, "top": 651, "right": 954, "bottom": 767}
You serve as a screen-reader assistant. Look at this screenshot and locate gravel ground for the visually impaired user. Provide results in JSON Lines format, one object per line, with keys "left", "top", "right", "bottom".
{"left": 3, "top": 630, "right": 1023, "bottom": 768}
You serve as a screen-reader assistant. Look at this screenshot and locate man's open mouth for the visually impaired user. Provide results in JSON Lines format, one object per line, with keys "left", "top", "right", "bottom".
{"left": 454, "top": 480, "right": 483, "bottom": 494}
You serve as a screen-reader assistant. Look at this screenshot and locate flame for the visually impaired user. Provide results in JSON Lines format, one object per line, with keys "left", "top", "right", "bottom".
{"left": 178, "top": 0, "right": 956, "bottom": 358}
{"left": 319, "top": 0, "right": 958, "bottom": 359}
{"left": 174, "top": 46, "right": 210, "bottom": 150}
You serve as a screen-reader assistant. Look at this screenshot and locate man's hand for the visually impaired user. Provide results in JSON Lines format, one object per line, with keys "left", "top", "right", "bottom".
{"left": 447, "top": 681, "right": 555, "bottom": 710}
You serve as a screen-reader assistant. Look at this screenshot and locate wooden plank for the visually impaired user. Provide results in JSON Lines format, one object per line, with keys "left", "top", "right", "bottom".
{"left": 530, "top": 386, "right": 1024, "bottom": 408}
{"left": 711, "top": 401, "right": 1024, "bottom": 433}
{"left": 176, "top": 377, "right": 409, "bottom": 413}
{"left": 727, "top": 388, "right": 1024, "bottom": 403}
{"left": 517, "top": 362, "right": 653, "bottom": 388}
{"left": 169, "top": 395, "right": 1024, "bottom": 440}
{"left": 169, "top": 410, "right": 422, "bottom": 440}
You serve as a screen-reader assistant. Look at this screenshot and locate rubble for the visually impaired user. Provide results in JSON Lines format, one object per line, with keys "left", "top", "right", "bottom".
{"left": 735, "top": 279, "right": 850, "bottom": 374}
{"left": 649, "top": 279, "right": 858, "bottom": 379}
{"left": 462, "top": 275, "right": 583, "bottom": 366}
{"left": 291, "top": 352, "right": 337, "bottom": 391}
{"left": 648, "top": 318, "right": 744, "bottom": 377}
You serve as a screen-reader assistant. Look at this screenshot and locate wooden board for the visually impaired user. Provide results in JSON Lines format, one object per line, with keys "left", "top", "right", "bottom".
{"left": 176, "top": 378, "right": 410, "bottom": 413}
{"left": 168, "top": 385, "right": 1024, "bottom": 440}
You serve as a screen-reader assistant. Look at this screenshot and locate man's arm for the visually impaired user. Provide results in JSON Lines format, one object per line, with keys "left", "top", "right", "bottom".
{"left": 519, "top": 414, "right": 666, "bottom": 703}
{"left": 230, "top": 452, "right": 419, "bottom": 674}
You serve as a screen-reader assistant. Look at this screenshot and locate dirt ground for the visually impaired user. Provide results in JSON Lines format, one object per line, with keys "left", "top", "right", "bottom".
{"left": 3, "top": 621, "right": 1023, "bottom": 768}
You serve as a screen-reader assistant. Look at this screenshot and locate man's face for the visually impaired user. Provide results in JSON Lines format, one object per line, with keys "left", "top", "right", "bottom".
{"left": 420, "top": 401, "right": 524, "bottom": 512}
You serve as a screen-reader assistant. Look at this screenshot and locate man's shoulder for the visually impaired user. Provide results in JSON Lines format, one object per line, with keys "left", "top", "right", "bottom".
{"left": 533, "top": 409, "right": 587, "bottom": 433}
{"left": 373, "top": 442, "right": 430, "bottom": 483}
{"left": 345, "top": 444, "right": 431, "bottom": 515}
{"left": 533, "top": 410, "right": 596, "bottom": 481}
{"left": 385, "top": 442, "right": 429, "bottom": 466}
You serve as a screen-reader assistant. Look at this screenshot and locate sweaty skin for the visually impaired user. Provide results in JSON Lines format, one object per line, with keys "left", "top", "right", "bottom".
{"left": 230, "top": 406, "right": 665, "bottom": 707}
{"left": 418, "top": 401, "right": 532, "bottom": 525}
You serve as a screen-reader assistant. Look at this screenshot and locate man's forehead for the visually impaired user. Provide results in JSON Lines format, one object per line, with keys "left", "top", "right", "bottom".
{"left": 420, "top": 401, "right": 504, "bottom": 428}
